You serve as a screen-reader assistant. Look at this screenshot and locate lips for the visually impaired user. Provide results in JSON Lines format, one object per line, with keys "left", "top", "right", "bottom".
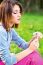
{"left": 17, "top": 18, "right": 20, "bottom": 21}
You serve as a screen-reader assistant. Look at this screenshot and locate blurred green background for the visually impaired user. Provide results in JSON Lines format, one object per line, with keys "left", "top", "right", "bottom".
{"left": 0, "top": 0, "right": 43, "bottom": 57}
{"left": 10, "top": 13, "right": 43, "bottom": 57}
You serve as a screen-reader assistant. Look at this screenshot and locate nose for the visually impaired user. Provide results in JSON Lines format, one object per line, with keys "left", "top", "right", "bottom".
{"left": 18, "top": 13, "right": 21, "bottom": 18}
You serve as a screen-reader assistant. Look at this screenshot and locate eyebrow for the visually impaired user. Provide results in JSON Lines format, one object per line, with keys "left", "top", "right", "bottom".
{"left": 13, "top": 10, "right": 20, "bottom": 13}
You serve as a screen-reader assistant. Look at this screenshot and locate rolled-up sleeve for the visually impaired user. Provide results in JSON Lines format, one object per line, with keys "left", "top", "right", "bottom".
{"left": 12, "top": 29, "right": 29, "bottom": 49}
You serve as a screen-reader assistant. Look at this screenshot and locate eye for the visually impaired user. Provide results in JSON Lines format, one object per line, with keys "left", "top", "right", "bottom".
{"left": 12, "top": 11, "right": 21, "bottom": 14}
{"left": 13, "top": 12, "right": 17, "bottom": 14}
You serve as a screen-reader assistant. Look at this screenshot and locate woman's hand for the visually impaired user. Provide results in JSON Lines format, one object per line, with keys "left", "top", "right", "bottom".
{"left": 28, "top": 32, "right": 43, "bottom": 51}
{"left": 29, "top": 38, "right": 39, "bottom": 51}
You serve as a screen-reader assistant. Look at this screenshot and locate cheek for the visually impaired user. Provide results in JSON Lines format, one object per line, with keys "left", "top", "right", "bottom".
{"left": 12, "top": 14, "right": 17, "bottom": 22}
{"left": 12, "top": 17, "right": 15, "bottom": 23}
{"left": 12, "top": 13, "right": 17, "bottom": 19}
{"left": 12, "top": 16, "right": 15, "bottom": 23}
{"left": 13, "top": 14, "right": 17, "bottom": 19}
{"left": 14, "top": 16, "right": 17, "bottom": 22}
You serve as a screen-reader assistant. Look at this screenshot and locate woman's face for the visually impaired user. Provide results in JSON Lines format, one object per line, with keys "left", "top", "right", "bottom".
{"left": 12, "top": 4, "right": 21, "bottom": 24}
{"left": 8, "top": 4, "right": 21, "bottom": 28}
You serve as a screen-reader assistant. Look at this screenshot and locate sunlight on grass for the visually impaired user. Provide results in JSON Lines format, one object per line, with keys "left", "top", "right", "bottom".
{"left": 10, "top": 13, "right": 43, "bottom": 56}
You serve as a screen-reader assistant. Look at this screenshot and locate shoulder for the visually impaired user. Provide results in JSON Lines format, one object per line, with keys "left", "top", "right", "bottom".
{"left": 10, "top": 28, "right": 18, "bottom": 36}
{"left": 11, "top": 28, "right": 17, "bottom": 34}
{"left": 0, "top": 25, "right": 6, "bottom": 36}
{"left": 0, "top": 22, "right": 3, "bottom": 31}
{"left": 0, "top": 25, "right": 3, "bottom": 33}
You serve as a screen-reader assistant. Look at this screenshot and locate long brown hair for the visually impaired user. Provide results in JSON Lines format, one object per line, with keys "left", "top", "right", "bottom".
{"left": 0, "top": 0, "right": 23, "bottom": 31}
{"left": 0, "top": 1, "right": 13, "bottom": 31}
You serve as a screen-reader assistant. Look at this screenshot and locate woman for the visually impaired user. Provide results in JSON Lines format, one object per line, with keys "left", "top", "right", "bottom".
{"left": 0, "top": 0, "right": 43, "bottom": 65}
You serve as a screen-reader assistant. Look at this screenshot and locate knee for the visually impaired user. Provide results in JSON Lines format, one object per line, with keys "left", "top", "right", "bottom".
{"left": 30, "top": 52, "right": 43, "bottom": 65}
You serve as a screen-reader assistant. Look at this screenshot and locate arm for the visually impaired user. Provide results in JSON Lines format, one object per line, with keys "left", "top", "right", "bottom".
{"left": 1, "top": 49, "right": 17, "bottom": 65}
{"left": 0, "top": 34, "right": 17, "bottom": 65}
{"left": 15, "top": 34, "right": 40, "bottom": 62}
{"left": 11, "top": 29, "right": 29, "bottom": 49}
{"left": 16, "top": 47, "right": 34, "bottom": 62}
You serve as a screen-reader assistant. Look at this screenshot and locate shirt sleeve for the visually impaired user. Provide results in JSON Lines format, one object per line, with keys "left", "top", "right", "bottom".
{"left": 1, "top": 49, "right": 17, "bottom": 65}
{"left": 11, "top": 29, "right": 29, "bottom": 49}
{"left": 0, "top": 33, "right": 17, "bottom": 65}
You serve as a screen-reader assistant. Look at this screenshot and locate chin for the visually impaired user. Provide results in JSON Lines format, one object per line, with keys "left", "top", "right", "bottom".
{"left": 16, "top": 22, "right": 20, "bottom": 25}
{"left": 15, "top": 21, "right": 20, "bottom": 24}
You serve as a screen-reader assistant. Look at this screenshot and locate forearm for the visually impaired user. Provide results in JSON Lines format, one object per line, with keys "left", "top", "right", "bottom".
{"left": 16, "top": 48, "right": 33, "bottom": 62}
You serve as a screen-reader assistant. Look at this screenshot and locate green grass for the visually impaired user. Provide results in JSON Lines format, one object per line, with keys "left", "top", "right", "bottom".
{"left": 10, "top": 13, "right": 43, "bottom": 56}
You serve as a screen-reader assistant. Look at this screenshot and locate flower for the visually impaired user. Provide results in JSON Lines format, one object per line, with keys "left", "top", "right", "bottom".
{"left": 33, "top": 32, "right": 43, "bottom": 39}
